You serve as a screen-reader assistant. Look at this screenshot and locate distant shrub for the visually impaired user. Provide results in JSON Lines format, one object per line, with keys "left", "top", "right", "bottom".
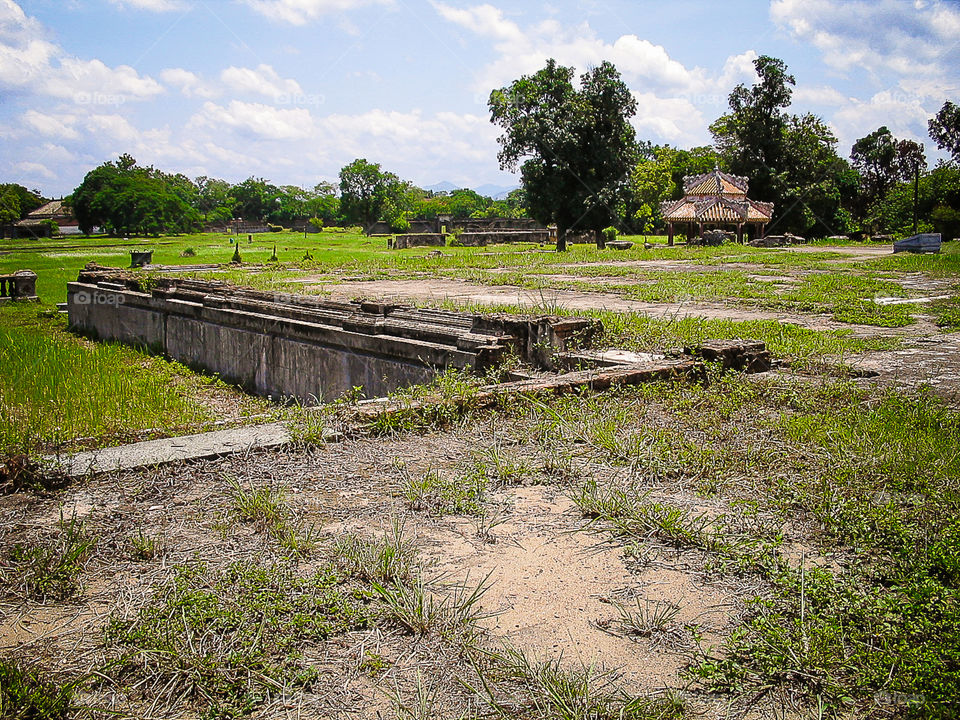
{"left": 602, "top": 226, "right": 618, "bottom": 244}
{"left": 308, "top": 217, "right": 324, "bottom": 232}
{"left": 180, "top": 247, "right": 196, "bottom": 257}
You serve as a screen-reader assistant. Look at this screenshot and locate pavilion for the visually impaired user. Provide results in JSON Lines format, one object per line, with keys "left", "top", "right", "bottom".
{"left": 660, "top": 168, "right": 774, "bottom": 245}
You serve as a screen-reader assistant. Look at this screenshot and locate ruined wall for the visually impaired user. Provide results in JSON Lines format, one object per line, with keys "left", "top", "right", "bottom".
{"left": 67, "top": 270, "right": 598, "bottom": 403}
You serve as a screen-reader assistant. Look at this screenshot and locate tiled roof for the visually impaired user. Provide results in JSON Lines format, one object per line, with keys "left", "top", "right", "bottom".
{"left": 660, "top": 196, "right": 773, "bottom": 223}
{"left": 683, "top": 169, "right": 749, "bottom": 196}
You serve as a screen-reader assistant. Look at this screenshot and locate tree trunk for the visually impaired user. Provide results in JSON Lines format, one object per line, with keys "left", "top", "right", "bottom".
{"left": 595, "top": 228, "right": 605, "bottom": 249}
{"left": 556, "top": 223, "right": 568, "bottom": 252}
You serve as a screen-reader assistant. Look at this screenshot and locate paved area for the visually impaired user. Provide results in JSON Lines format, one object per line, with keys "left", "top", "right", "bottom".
{"left": 45, "top": 422, "right": 293, "bottom": 477}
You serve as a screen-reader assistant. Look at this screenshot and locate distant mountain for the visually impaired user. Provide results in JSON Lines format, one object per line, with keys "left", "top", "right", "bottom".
{"left": 422, "top": 180, "right": 459, "bottom": 193}
{"left": 422, "top": 181, "right": 520, "bottom": 200}
{"left": 474, "top": 183, "right": 519, "bottom": 200}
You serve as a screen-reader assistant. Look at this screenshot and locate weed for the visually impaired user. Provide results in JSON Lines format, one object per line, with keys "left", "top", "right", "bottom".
{"left": 128, "top": 528, "right": 163, "bottom": 561}
{"left": 0, "top": 658, "right": 82, "bottom": 719}
{"left": 230, "top": 478, "right": 288, "bottom": 526}
{"left": 372, "top": 572, "right": 492, "bottom": 637}
{"left": 400, "top": 466, "right": 487, "bottom": 516}
{"left": 1, "top": 512, "right": 94, "bottom": 601}
{"left": 614, "top": 598, "right": 681, "bottom": 639}
{"left": 333, "top": 519, "right": 417, "bottom": 584}
{"left": 468, "top": 644, "right": 685, "bottom": 720}
{"left": 104, "top": 560, "right": 368, "bottom": 718}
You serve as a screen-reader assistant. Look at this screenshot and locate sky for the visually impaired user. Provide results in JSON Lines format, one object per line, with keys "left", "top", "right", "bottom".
{"left": 1, "top": 0, "right": 958, "bottom": 198}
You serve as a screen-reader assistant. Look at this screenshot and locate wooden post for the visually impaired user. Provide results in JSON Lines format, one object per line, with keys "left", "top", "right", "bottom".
{"left": 668, "top": 222, "right": 674, "bottom": 246}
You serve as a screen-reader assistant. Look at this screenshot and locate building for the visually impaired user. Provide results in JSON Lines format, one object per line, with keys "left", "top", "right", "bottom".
{"left": 14, "top": 199, "right": 83, "bottom": 238}
{"left": 660, "top": 168, "right": 774, "bottom": 245}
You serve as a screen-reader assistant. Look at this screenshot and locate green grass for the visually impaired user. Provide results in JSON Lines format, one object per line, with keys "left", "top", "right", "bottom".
{"left": 1, "top": 512, "right": 94, "bottom": 602}
{"left": 104, "top": 560, "right": 369, "bottom": 719}
{"left": 0, "top": 658, "right": 80, "bottom": 719}
{"left": 0, "top": 307, "right": 215, "bottom": 454}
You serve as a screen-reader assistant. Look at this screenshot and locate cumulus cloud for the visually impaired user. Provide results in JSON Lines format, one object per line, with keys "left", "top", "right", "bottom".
{"left": 239, "top": 0, "right": 392, "bottom": 25}
{"left": 431, "top": 2, "right": 758, "bottom": 146}
{"left": 108, "top": 0, "right": 188, "bottom": 10}
{"left": 771, "top": 0, "right": 960, "bottom": 98}
{"left": 160, "top": 68, "right": 220, "bottom": 98}
{"left": 220, "top": 64, "right": 303, "bottom": 99}
{"left": 189, "top": 100, "right": 316, "bottom": 141}
{"left": 22, "top": 110, "right": 80, "bottom": 140}
{"left": 0, "top": 0, "right": 162, "bottom": 102}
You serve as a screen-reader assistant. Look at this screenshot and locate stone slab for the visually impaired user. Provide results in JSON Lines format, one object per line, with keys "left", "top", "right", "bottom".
{"left": 45, "top": 422, "right": 293, "bottom": 478}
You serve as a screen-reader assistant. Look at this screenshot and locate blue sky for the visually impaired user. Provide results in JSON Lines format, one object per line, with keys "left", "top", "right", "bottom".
{"left": 1, "top": 0, "right": 958, "bottom": 197}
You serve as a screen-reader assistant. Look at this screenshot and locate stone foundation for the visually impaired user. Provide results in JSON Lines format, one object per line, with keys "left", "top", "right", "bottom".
{"left": 66, "top": 268, "right": 599, "bottom": 403}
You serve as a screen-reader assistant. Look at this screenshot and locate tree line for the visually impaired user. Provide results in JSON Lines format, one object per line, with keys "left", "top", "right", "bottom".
{"left": 4, "top": 54, "right": 958, "bottom": 242}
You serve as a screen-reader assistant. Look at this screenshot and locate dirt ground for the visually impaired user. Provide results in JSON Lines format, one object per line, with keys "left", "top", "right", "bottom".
{"left": 0, "top": 415, "right": 806, "bottom": 719}
{"left": 3, "top": 242, "right": 956, "bottom": 719}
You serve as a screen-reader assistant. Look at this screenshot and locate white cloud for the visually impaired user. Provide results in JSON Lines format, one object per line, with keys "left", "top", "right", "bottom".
{"left": 160, "top": 68, "right": 220, "bottom": 98}
{"left": 220, "top": 64, "right": 303, "bottom": 98}
{"left": 771, "top": 0, "right": 960, "bottom": 98}
{"left": 240, "top": 0, "right": 392, "bottom": 25}
{"left": 432, "top": 2, "right": 757, "bottom": 146}
{"left": 189, "top": 100, "right": 316, "bottom": 141}
{"left": 831, "top": 91, "right": 932, "bottom": 151}
{"left": 22, "top": 110, "right": 79, "bottom": 139}
{"left": 793, "top": 85, "right": 849, "bottom": 107}
{"left": 108, "top": 0, "right": 187, "bottom": 10}
{"left": 14, "top": 160, "right": 55, "bottom": 180}
{"left": 0, "top": 0, "right": 163, "bottom": 102}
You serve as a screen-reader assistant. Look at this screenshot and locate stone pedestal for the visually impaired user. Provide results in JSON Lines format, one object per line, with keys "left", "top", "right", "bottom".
{"left": 130, "top": 250, "right": 153, "bottom": 267}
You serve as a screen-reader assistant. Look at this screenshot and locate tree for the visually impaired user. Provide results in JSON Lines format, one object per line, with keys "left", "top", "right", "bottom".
{"left": 195, "top": 176, "right": 234, "bottom": 223}
{"left": 232, "top": 177, "right": 280, "bottom": 222}
{"left": 712, "top": 56, "right": 857, "bottom": 237}
{"left": 851, "top": 128, "right": 928, "bottom": 232}
{"left": 929, "top": 101, "right": 960, "bottom": 163}
{"left": 0, "top": 183, "right": 43, "bottom": 224}
{"left": 70, "top": 155, "right": 200, "bottom": 236}
{"left": 897, "top": 139, "right": 926, "bottom": 234}
{"left": 489, "top": 59, "right": 637, "bottom": 250}
{"left": 338, "top": 158, "right": 414, "bottom": 231}
{"left": 711, "top": 55, "right": 795, "bottom": 204}
{"left": 0, "top": 186, "right": 20, "bottom": 224}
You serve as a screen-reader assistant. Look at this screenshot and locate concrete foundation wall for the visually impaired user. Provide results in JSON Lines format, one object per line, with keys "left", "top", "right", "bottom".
{"left": 67, "top": 270, "right": 598, "bottom": 404}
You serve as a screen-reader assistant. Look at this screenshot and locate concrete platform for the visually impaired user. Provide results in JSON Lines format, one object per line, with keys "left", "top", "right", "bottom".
{"left": 45, "top": 422, "right": 293, "bottom": 478}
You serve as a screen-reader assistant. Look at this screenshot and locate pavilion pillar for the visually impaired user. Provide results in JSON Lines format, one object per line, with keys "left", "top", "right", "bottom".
{"left": 668, "top": 222, "right": 674, "bottom": 246}
{"left": 697, "top": 222, "right": 703, "bottom": 239}
{"left": 737, "top": 223, "right": 743, "bottom": 243}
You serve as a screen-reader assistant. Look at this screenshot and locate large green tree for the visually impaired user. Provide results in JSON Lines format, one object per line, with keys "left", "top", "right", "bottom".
{"left": 929, "top": 101, "right": 960, "bottom": 163}
{"left": 489, "top": 59, "right": 637, "bottom": 250}
{"left": 70, "top": 154, "right": 200, "bottom": 236}
{"left": 851, "top": 128, "right": 928, "bottom": 232}
{"left": 338, "top": 158, "right": 414, "bottom": 231}
{"left": 712, "top": 55, "right": 857, "bottom": 237}
{"left": 0, "top": 183, "right": 44, "bottom": 225}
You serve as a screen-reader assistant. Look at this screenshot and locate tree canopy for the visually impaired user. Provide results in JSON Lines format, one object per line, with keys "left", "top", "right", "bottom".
{"left": 70, "top": 154, "right": 201, "bottom": 236}
{"left": 929, "top": 101, "right": 960, "bottom": 163}
{"left": 489, "top": 59, "right": 637, "bottom": 250}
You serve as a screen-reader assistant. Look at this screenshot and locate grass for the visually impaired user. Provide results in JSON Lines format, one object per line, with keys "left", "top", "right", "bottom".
{"left": 229, "top": 478, "right": 319, "bottom": 557}
{"left": 0, "top": 306, "right": 245, "bottom": 455}
{"left": 372, "top": 572, "right": 492, "bottom": 637}
{"left": 523, "top": 373, "right": 960, "bottom": 717}
{"left": 0, "top": 658, "right": 81, "bottom": 719}
{"left": 468, "top": 644, "right": 685, "bottom": 720}
{"left": 104, "top": 559, "right": 369, "bottom": 719}
{"left": 333, "top": 519, "right": 418, "bottom": 584}
{"left": 0, "top": 512, "right": 94, "bottom": 602}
